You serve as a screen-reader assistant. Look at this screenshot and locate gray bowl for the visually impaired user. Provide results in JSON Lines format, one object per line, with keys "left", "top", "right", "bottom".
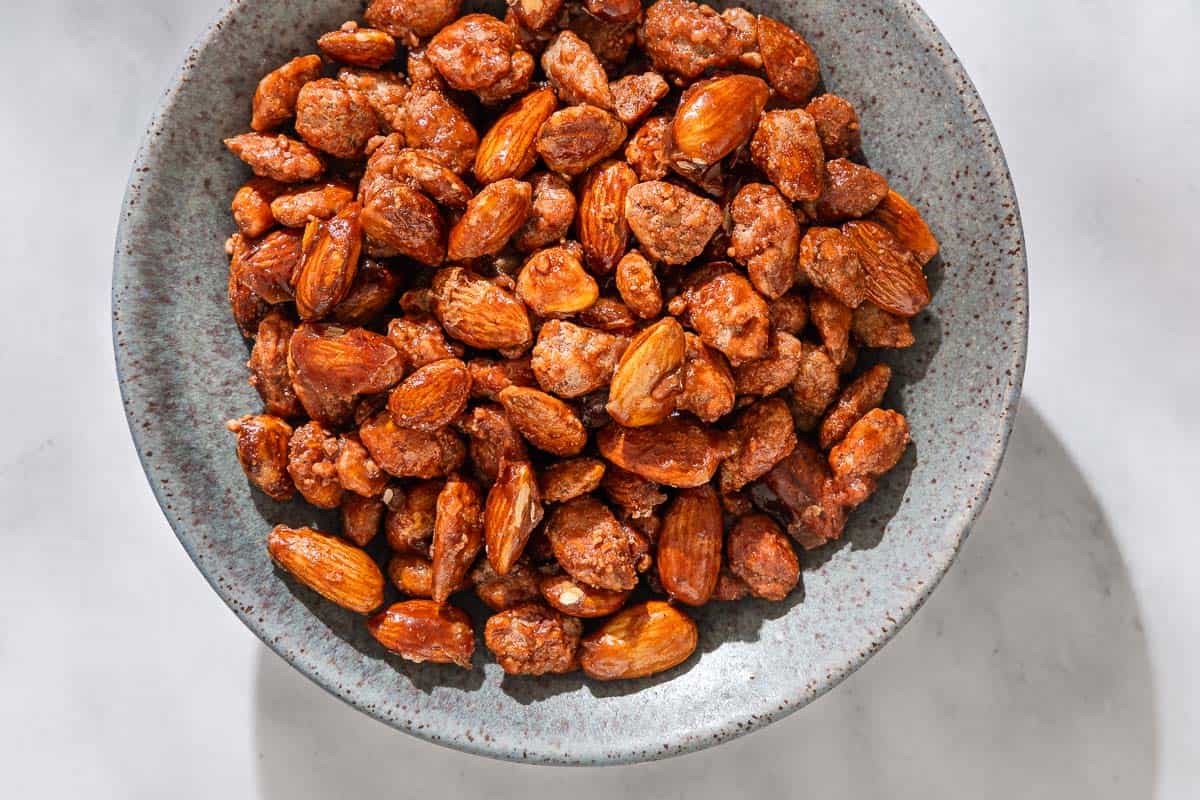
{"left": 112, "top": 0, "right": 1027, "bottom": 765}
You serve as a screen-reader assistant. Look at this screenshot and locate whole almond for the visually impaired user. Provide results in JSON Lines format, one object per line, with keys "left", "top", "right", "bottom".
{"left": 536, "top": 105, "right": 627, "bottom": 177}
{"left": 430, "top": 475, "right": 484, "bottom": 603}
{"left": 869, "top": 189, "right": 940, "bottom": 265}
{"left": 387, "top": 358, "right": 471, "bottom": 431}
{"left": 226, "top": 414, "right": 294, "bottom": 501}
{"left": 827, "top": 408, "right": 910, "bottom": 480}
{"left": 656, "top": 484, "right": 723, "bottom": 606}
{"left": 294, "top": 202, "right": 364, "bottom": 320}
{"left": 470, "top": 559, "right": 542, "bottom": 611}
{"left": 515, "top": 246, "right": 600, "bottom": 317}
{"left": 266, "top": 525, "right": 384, "bottom": 613}
{"left": 580, "top": 601, "right": 698, "bottom": 680}
{"left": 578, "top": 160, "right": 638, "bottom": 274}
{"left": 475, "top": 87, "right": 559, "bottom": 184}
{"left": 271, "top": 180, "right": 356, "bottom": 227}
{"left": 596, "top": 416, "right": 728, "bottom": 488}
{"left": 447, "top": 178, "right": 532, "bottom": 262}
{"left": 386, "top": 552, "right": 437, "bottom": 597}
{"left": 538, "top": 457, "right": 607, "bottom": 503}
{"left": 671, "top": 74, "right": 769, "bottom": 170}
{"left": 757, "top": 15, "right": 821, "bottom": 104}
{"left": 725, "top": 513, "right": 799, "bottom": 601}
{"left": 841, "top": 220, "right": 931, "bottom": 317}
{"left": 317, "top": 26, "right": 397, "bottom": 69}
{"left": 432, "top": 267, "right": 533, "bottom": 352}
{"left": 287, "top": 323, "right": 405, "bottom": 427}
{"left": 231, "top": 228, "right": 303, "bottom": 304}
{"left": 539, "top": 572, "right": 630, "bottom": 618}
{"left": 484, "top": 459, "right": 544, "bottom": 575}
{"left": 606, "top": 317, "right": 685, "bottom": 427}
{"left": 498, "top": 386, "right": 588, "bottom": 456}
{"left": 367, "top": 599, "right": 475, "bottom": 668}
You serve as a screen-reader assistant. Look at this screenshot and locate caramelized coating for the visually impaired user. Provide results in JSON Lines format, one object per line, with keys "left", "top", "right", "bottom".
{"left": 578, "top": 296, "right": 639, "bottom": 332}
{"left": 386, "top": 552, "right": 438, "bottom": 597}
{"left": 670, "top": 266, "right": 770, "bottom": 366}
{"left": 268, "top": 526, "right": 384, "bottom": 614}
{"left": 226, "top": 133, "right": 325, "bottom": 184}
{"left": 498, "top": 386, "right": 588, "bottom": 456}
{"left": 232, "top": 177, "right": 284, "bottom": 238}
{"left": 819, "top": 363, "right": 892, "bottom": 450}
{"left": 712, "top": 567, "right": 752, "bottom": 601}
{"left": 432, "top": 267, "right": 533, "bottom": 352}
{"left": 476, "top": 88, "right": 558, "bottom": 184}
{"left": 359, "top": 410, "right": 466, "bottom": 478}
{"left": 725, "top": 513, "right": 799, "bottom": 601}
{"left": 485, "top": 603, "right": 582, "bottom": 674}
{"left": 367, "top": 600, "right": 475, "bottom": 667}
{"left": 365, "top": 0, "right": 463, "bottom": 46}
{"left": 851, "top": 301, "right": 915, "bottom": 348}
{"left": 769, "top": 293, "right": 809, "bottom": 335}
{"left": 318, "top": 23, "right": 397, "bottom": 69}
{"left": 539, "top": 457, "right": 607, "bottom": 503}
{"left": 287, "top": 421, "right": 344, "bottom": 509}
{"left": 721, "top": 7, "right": 761, "bottom": 69}
{"left": 719, "top": 398, "right": 798, "bottom": 493}
{"left": 513, "top": 171, "right": 576, "bottom": 252}
{"left": 750, "top": 109, "right": 825, "bottom": 203}
{"left": 509, "top": 0, "right": 564, "bottom": 31}
{"left": 842, "top": 220, "right": 931, "bottom": 317}
{"left": 448, "top": 178, "right": 533, "bottom": 261}
{"left": 387, "top": 358, "right": 470, "bottom": 431}
{"left": 360, "top": 171, "right": 446, "bottom": 266}
{"left": 828, "top": 408, "right": 909, "bottom": 480}
{"left": 656, "top": 484, "right": 723, "bottom": 605}
{"left": 431, "top": 475, "right": 484, "bottom": 603}
{"left": 516, "top": 246, "right": 600, "bottom": 317}
{"left": 459, "top": 403, "right": 529, "bottom": 483}
{"left": 789, "top": 341, "right": 840, "bottom": 418}
{"left": 330, "top": 260, "right": 401, "bottom": 327}
{"left": 540, "top": 571, "right": 630, "bottom": 617}
{"left": 815, "top": 159, "right": 889, "bottom": 223}
{"left": 756, "top": 15, "right": 821, "bottom": 103}
{"left": 393, "top": 148, "right": 474, "bottom": 208}
{"left": 639, "top": 0, "right": 739, "bottom": 79}
{"left": 341, "top": 492, "right": 385, "bottom": 547}
{"left": 271, "top": 181, "right": 356, "bottom": 228}
{"left": 335, "top": 432, "right": 390, "bottom": 497}
{"left": 546, "top": 496, "right": 642, "bottom": 591}
{"left": 625, "top": 116, "right": 671, "bottom": 181}
{"left": 678, "top": 332, "right": 736, "bottom": 422}
{"left": 404, "top": 86, "right": 480, "bottom": 175}
{"left": 578, "top": 160, "right": 639, "bottom": 274}
{"left": 798, "top": 226, "right": 867, "bottom": 309}
{"left": 624, "top": 181, "right": 722, "bottom": 265}
{"left": 542, "top": 31, "right": 615, "bottom": 109}
{"left": 748, "top": 440, "right": 847, "bottom": 550}
{"left": 388, "top": 316, "right": 459, "bottom": 368}
{"left": 247, "top": 310, "right": 303, "bottom": 419}
{"left": 294, "top": 202, "right": 364, "bottom": 320}
{"left": 287, "top": 324, "right": 405, "bottom": 427}
{"left": 609, "top": 72, "right": 669, "bottom": 127}
{"left": 565, "top": 6, "right": 637, "bottom": 70}
{"left": 808, "top": 289, "right": 853, "bottom": 367}
{"left": 805, "top": 94, "right": 862, "bottom": 160}
{"left": 427, "top": 14, "right": 533, "bottom": 102}
{"left": 385, "top": 480, "right": 442, "bottom": 555}
{"left": 295, "top": 79, "right": 379, "bottom": 160}
{"left": 231, "top": 228, "right": 302, "bottom": 304}
{"left": 228, "top": 265, "right": 268, "bottom": 338}
{"left": 733, "top": 330, "right": 804, "bottom": 398}
{"left": 467, "top": 356, "right": 537, "bottom": 400}
{"left": 729, "top": 183, "right": 800, "bottom": 299}
{"left": 337, "top": 68, "right": 409, "bottom": 132}
{"left": 615, "top": 250, "right": 663, "bottom": 319}
{"left": 606, "top": 318, "right": 685, "bottom": 427}
{"left": 471, "top": 560, "right": 542, "bottom": 611}
{"left": 597, "top": 416, "right": 728, "bottom": 488}
{"left": 227, "top": 414, "right": 294, "bottom": 501}
{"left": 869, "top": 189, "right": 940, "bottom": 266}
{"left": 531, "top": 319, "right": 628, "bottom": 398}
{"left": 536, "top": 105, "right": 627, "bottom": 176}
{"left": 601, "top": 464, "right": 668, "bottom": 518}
{"left": 251, "top": 54, "right": 323, "bottom": 132}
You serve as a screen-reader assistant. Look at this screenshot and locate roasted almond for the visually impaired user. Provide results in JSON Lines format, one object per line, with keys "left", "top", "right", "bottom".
{"left": 432, "top": 267, "right": 533, "bottom": 352}
{"left": 827, "top": 408, "right": 910, "bottom": 480}
{"left": 725, "top": 513, "right": 799, "bottom": 601}
{"left": 232, "top": 177, "right": 284, "bottom": 237}
{"left": 545, "top": 496, "right": 642, "bottom": 591}
{"left": 475, "top": 87, "right": 558, "bottom": 184}
{"left": 393, "top": 148, "right": 474, "bottom": 209}
{"left": 384, "top": 479, "right": 441, "bottom": 555}
{"left": 656, "top": 484, "right": 723, "bottom": 605}
{"left": 226, "top": 414, "right": 295, "bottom": 501}
{"left": 484, "top": 603, "right": 582, "bottom": 675}
{"left": 842, "top": 220, "right": 931, "bottom": 317}
{"left": 267, "top": 525, "right": 384, "bottom": 613}
{"left": 606, "top": 317, "right": 685, "bottom": 427}
{"left": 317, "top": 24, "right": 397, "bottom": 69}
{"left": 597, "top": 416, "right": 728, "bottom": 488}
{"left": 671, "top": 74, "right": 769, "bottom": 171}
{"left": 288, "top": 323, "right": 405, "bottom": 427}
{"left": 295, "top": 202, "right": 364, "bottom": 320}
{"left": 538, "top": 457, "right": 606, "bottom": 503}
{"left": 359, "top": 410, "right": 466, "bottom": 478}
{"left": 578, "top": 159, "right": 638, "bottom": 274}
{"left": 819, "top": 363, "right": 892, "bottom": 450}
{"left": 539, "top": 572, "right": 630, "bottom": 617}
{"left": 470, "top": 559, "right": 542, "bottom": 611}
{"left": 677, "top": 332, "right": 736, "bottom": 423}
{"left": 515, "top": 246, "right": 600, "bottom": 317}
{"left": 484, "top": 459, "right": 544, "bottom": 574}
{"left": 615, "top": 250, "right": 663, "bottom": 319}
{"left": 341, "top": 493, "right": 384, "bottom": 546}
{"left": 580, "top": 600, "right": 698, "bottom": 680}
{"left": 624, "top": 181, "right": 722, "bottom": 265}
{"left": 232, "top": 228, "right": 303, "bottom": 304}
{"left": 386, "top": 552, "right": 437, "bottom": 597}
{"left": 447, "top": 178, "right": 532, "bottom": 261}
{"left": 536, "top": 104, "right": 627, "bottom": 177}
{"left": 225, "top": 132, "right": 326, "bottom": 183}
{"left": 367, "top": 599, "right": 475, "bottom": 667}
{"left": 757, "top": 15, "right": 821, "bottom": 104}
{"left": 271, "top": 180, "right": 356, "bottom": 228}
{"left": 430, "top": 475, "right": 484, "bottom": 603}
{"left": 498, "top": 386, "right": 588, "bottom": 456}
{"left": 387, "top": 358, "right": 471, "bottom": 431}
{"left": 869, "top": 188, "right": 940, "bottom": 265}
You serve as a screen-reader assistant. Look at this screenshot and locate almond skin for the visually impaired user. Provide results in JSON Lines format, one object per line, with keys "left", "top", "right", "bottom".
{"left": 317, "top": 26, "right": 397, "bottom": 69}
{"left": 606, "top": 317, "right": 686, "bottom": 427}
{"left": 498, "top": 386, "right": 588, "bottom": 456}
{"left": 430, "top": 475, "right": 484, "bottom": 603}
{"left": 827, "top": 408, "right": 910, "bottom": 480}
{"left": 294, "top": 202, "right": 364, "bottom": 320}
{"left": 580, "top": 601, "right": 698, "bottom": 680}
{"left": 596, "top": 416, "right": 728, "bottom": 488}
{"left": 539, "top": 572, "right": 630, "bottom": 618}
{"left": 578, "top": 159, "right": 638, "bottom": 274}
{"left": 841, "top": 220, "right": 931, "bottom": 317}
{"left": 757, "top": 15, "right": 821, "bottom": 104}
{"left": 267, "top": 525, "right": 384, "bottom": 614}
{"left": 475, "top": 87, "right": 559, "bottom": 184}
{"left": 515, "top": 246, "right": 600, "bottom": 317}
{"left": 484, "top": 459, "right": 544, "bottom": 574}
{"left": 869, "top": 189, "right": 940, "bottom": 266}
{"left": 656, "top": 484, "right": 723, "bottom": 605}
{"left": 367, "top": 599, "right": 475, "bottom": 668}
{"left": 432, "top": 267, "right": 533, "bottom": 352}
{"left": 387, "top": 358, "right": 471, "bottom": 431}
{"left": 671, "top": 74, "right": 769, "bottom": 170}
{"left": 447, "top": 178, "right": 532, "bottom": 261}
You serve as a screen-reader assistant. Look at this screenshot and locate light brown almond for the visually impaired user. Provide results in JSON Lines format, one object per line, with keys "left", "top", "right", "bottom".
{"left": 432, "top": 267, "right": 533, "bottom": 352}
{"left": 842, "top": 220, "right": 931, "bottom": 317}
{"left": 580, "top": 601, "right": 698, "bottom": 680}
{"left": 515, "top": 246, "right": 600, "bottom": 317}
{"left": 430, "top": 475, "right": 484, "bottom": 603}
{"left": 386, "top": 358, "right": 470, "bottom": 431}
{"left": 267, "top": 525, "right": 384, "bottom": 613}
{"left": 606, "top": 317, "right": 685, "bottom": 427}
{"left": 294, "top": 202, "right": 364, "bottom": 320}
{"left": 596, "top": 416, "right": 728, "bottom": 488}
{"left": 869, "top": 188, "right": 940, "bottom": 265}
{"left": 498, "top": 386, "right": 588, "bottom": 456}
{"left": 540, "top": 572, "right": 630, "bottom": 618}
{"left": 671, "top": 74, "right": 769, "bottom": 170}
{"left": 475, "top": 87, "right": 559, "bottom": 184}
{"left": 447, "top": 178, "right": 532, "bottom": 261}
{"left": 578, "top": 160, "right": 638, "bottom": 274}
{"left": 367, "top": 599, "right": 475, "bottom": 667}
{"left": 484, "top": 459, "right": 544, "bottom": 574}
{"left": 656, "top": 484, "right": 723, "bottom": 606}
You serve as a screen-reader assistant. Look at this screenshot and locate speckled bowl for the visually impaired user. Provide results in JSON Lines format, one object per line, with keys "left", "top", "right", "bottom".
{"left": 112, "top": 0, "right": 1027, "bottom": 765}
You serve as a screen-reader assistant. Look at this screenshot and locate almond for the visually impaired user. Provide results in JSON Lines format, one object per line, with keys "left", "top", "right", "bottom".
{"left": 677, "top": 332, "right": 736, "bottom": 423}
{"left": 484, "top": 603, "right": 582, "bottom": 675}
{"left": 842, "top": 220, "right": 931, "bottom": 317}
{"left": 266, "top": 525, "right": 384, "bottom": 613}
{"left": 294, "top": 202, "right": 363, "bottom": 320}
{"left": 432, "top": 267, "right": 533, "bottom": 352}
{"left": 498, "top": 386, "right": 588, "bottom": 456}
{"left": 515, "top": 246, "right": 600, "bottom": 317}
{"left": 393, "top": 148, "right": 473, "bottom": 209}
{"left": 596, "top": 416, "right": 728, "bottom": 488}
{"left": 750, "top": 109, "right": 825, "bottom": 203}
{"left": 447, "top": 178, "right": 532, "bottom": 261}
{"left": 386, "top": 358, "right": 470, "bottom": 431}
{"left": 656, "top": 484, "right": 723, "bottom": 605}
{"left": 225, "top": 132, "right": 326, "bottom": 183}
{"left": 359, "top": 410, "right": 466, "bottom": 478}
{"left": 606, "top": 317, "right": 685, "bottom": 427}
{"left": 271, "top": 181, "right": 356, "bottom": 228}
{"left": 288, "top": 323, "right": 405, "bottom": 427}
{"left": 430, "top": 475, "right": 484, "bottom": 603}
{"left": 545, "top": 496, "right": 642, "bottom": 591}
{"left": 671, "top": 74, "right": 769, "bottom": 171}
{"left": 232, "top": 177, "right": 285, "bottom": 237}
{"left": 578, "top": 160, "right": 638, "bottom": 274}
{"left": 819, "top": 364, "right": 892, "bottom": 450}
{"left": 580, "top": 600, "right": 698, "bottom": 680}
{"left": 484, "top": 459, "right": 544, "bottom": 574}
{"left": 367, "top": 599, "right": 475, "bottom": 668}
{"left": 615, "top": 250, "right": 663, "bottom": 318}
{"left": 827, "top": 408, "right": 910, "bottom": 480}
{"left": 386, "top": 552, "right": 438, "bottom": 597}
{"left": 725, "top": 513, "right": 799, "bottom": 601}
{"left": 226, "top": 414, "right": 294, "bottom": 501}
{"left": 475, "top": 87, "right": 559, "bottom": 184}
{"left": 850, "top": 301, "right": 915, "bottom": 348}
{"left": 317, "top": 26, "right": 397, "bottom": 69}
{"left": 384, "top": 479, "right": 441, "bottom": 555}
{"left": 869, "top": 188, "right": 940, "bottom": 265}
{"left": 538, "top": 457, "right": 606, "bottom": 503}
{"left": 232, "top": 228, "right": 303, "bottom": 304}
{"left": 624, "top": 181, "right": 722, "bottom": 265}
{"left": 539, "top": 572, "right": 630, "bottom": 617}
{"left": 536, "top": 105, "right": 627, "bottom": 176}
{"left": 470, "top": 559, "right": 542, "bottom": 611}
{"left": 757, "top": 15, "right": 821, "bottom": 103}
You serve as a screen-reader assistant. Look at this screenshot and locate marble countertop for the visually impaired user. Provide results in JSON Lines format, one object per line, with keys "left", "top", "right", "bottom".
{"left": 1, "top": 0, "right": 1196, "bottom": 797}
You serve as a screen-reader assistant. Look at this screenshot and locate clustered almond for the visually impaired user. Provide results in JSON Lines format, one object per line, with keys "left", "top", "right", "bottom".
{"left": 224, "top": 0, "right": 936, "bottom": 682}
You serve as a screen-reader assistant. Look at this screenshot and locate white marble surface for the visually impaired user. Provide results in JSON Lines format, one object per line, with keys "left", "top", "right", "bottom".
{"left": 0, "top": 0, "right": 1196, "bottom": 797}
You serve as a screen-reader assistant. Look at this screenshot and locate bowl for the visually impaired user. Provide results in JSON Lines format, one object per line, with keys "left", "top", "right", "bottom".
{"left": 112, "top": 0, "right": 1027, "bottom": 765}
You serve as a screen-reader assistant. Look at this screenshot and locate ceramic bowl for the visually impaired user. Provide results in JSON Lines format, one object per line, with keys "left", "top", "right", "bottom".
{"left": 112, "top": 0, "right": 1027, "bottom": 765}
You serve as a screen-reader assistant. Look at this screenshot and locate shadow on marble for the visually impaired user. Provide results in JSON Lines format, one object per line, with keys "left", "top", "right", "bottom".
{"left": 252, "top": 402, "right": 1157, "bottom": 800}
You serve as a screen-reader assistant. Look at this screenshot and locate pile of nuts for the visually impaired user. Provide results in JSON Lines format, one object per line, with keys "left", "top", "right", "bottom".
{"left": 223, "top": 0, "right": 938, "bottom": 680}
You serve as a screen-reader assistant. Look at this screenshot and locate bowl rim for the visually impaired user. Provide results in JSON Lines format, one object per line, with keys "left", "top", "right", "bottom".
{"left": 112, "top": 0, "right": 1028, "bottom": 765}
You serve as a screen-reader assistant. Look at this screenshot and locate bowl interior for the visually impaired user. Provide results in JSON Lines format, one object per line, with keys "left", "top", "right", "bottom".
{"left": 113, "top": 0, "right": 1027, "bottom": 765}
